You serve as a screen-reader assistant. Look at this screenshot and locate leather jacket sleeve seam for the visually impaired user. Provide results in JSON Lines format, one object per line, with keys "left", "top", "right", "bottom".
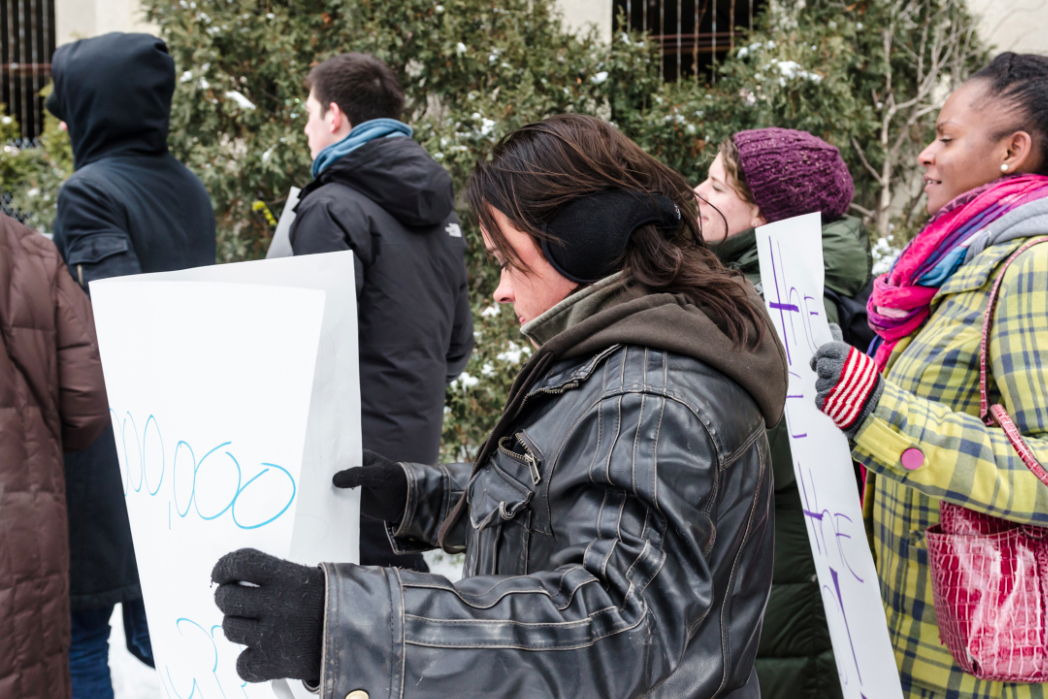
{"left": 629, "top": 392, "right": 646, "bottom": 496}
{"left": 606, "top": 395, "right": 624, "bottom": 485}
{"left": 622, "top": 539, "right": 669, "bottom": 596}
{"left": 382, "top": 567, "right": 400, "bottom": 699}
{"left": 601, "top": 538, "right": 619, "bottom": 581}
{"left": 554, "top": 576, "right": 602, "bottom": 611}
{"left": 403, "top": 571, "right": 577, "bottom": 598}
{"left": 404, "top": 607, "right": 623, "bottom": 626}
{"left": 651, "top": 395, "right": 666, "bottom": 514}
{"left": 714, "top": 436, "right": 768, "bottom": 696}
{"left": 391, "top": 462, "right": 416, "bottom": 538}
{"left": 581, "top": 535, "right": 600, "bottom": 571}
{"left": 319, "top": 562, "right": 337, "bottom": 698}
{"left": 718, "top": 426, "right": 765, "bottom": 471}
{"left": 401, "top": 612, "right": 648, "bottom": 652}
{"left": 438, "top": 465, "right": 450, "bottom": 519}
{"left": 437, "top": 462, "right": 450, "bottom": 521}
{"left": 636, "top": 548, "right": 669, "bottom": 595}
{"left": 623, "top": 539, "right": 652, "bottom": 582}
{"left": 586, "top": 393, "right": 604, "bottom": 483}
{"left": 399, "top": 568, "right": 595, "bottom": 612}
{"left": 600, "top": 493, "right": 629, "bottom": 579}
{"left": 393, "top": 567, "right": 407, "bottom": 699}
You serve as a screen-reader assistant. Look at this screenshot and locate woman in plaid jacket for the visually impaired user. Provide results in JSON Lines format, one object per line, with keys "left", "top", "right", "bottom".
{"left": 811, "top": 53, "right": 1048, "bottom": 699}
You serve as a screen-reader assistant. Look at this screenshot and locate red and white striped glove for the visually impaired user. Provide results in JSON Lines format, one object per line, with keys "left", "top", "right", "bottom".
{"left": 810, "top": 325, "right": 884, "bottom": 439}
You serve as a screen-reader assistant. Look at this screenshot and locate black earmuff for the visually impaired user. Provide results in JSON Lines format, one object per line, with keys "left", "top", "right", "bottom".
{"left": 539, "top": 190, "right": 682, "bottom": 284}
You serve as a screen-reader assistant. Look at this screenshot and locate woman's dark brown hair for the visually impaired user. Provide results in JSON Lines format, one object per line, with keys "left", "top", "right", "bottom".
{"left": 466, "top": 114, "right": 765, "bottom": 346}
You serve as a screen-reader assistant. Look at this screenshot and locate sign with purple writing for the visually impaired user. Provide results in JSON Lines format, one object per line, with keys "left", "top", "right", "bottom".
{"left": 757, "top": 213, "right": 903, "bottom": 699}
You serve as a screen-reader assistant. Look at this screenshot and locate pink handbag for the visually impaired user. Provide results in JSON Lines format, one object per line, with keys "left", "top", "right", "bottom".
{"left": 925, "top": 237, "right": 1048, "bottom": 682}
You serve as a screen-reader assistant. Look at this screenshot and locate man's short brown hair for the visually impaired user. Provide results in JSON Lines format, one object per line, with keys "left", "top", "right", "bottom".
{"left": 305, "top": 53, "right": 405, "bottom": 126}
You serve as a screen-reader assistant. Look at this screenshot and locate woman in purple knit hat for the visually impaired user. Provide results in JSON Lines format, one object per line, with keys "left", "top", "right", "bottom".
{"left": 694, "top": 127, "right": 872, "bottom": 699}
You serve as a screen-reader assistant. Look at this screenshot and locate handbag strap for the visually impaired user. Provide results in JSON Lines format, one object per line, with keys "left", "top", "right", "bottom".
{"left": 979, "top": 236, "right": 1048, "bottom": 487}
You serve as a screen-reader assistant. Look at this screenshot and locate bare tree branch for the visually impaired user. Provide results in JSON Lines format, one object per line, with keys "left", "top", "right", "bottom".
{"left": 852, "top": 136, "right": 885, "bottom": 184}
{"left": 850, "top": 202, "right": 875, "bottom": 218}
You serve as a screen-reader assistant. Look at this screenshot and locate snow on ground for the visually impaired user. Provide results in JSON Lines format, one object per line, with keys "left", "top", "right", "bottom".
{"left": 423, "top": 549, "right": 464, "bottom": 581}
{"left": 109, "top": 552, "right": 462, "bottom": 698}
{"left": 109, "top": 604, "right": 161, "bottom": 699}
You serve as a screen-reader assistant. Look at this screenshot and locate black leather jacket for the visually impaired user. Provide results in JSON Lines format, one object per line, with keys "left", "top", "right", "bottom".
{"left": 320, "top": 340, "right": 776, "bottom": 698}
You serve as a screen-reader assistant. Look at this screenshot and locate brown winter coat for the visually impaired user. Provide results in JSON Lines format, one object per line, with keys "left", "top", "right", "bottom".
{"left": 0, "top": 213, "right": 109, "bottom": 699}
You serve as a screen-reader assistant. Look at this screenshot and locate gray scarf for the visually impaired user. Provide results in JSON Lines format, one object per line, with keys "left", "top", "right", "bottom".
{"left": 963, "top": 197, "right": 1048, "bottom": 262}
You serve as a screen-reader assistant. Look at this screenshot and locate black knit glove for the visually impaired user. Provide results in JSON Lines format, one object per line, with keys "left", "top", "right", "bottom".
{"left": 810, "top": 324, "right": 884, "bottom": 440}
{"left": 332, "top": 449, "right": 407, "bottom": 522}
{"left": 212, "top": 548, "right": 324, "bottom": 684}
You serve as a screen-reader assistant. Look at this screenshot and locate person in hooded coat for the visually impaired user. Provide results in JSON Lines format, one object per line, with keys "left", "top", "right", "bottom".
{"left": 46, "top": 32, "right": 216, "bottom": 698}
{"left": 694, "top": 129, "right": 870, "bottom": 699}
{"left": 291, "top": 53, "right": 473, "bottom": 570}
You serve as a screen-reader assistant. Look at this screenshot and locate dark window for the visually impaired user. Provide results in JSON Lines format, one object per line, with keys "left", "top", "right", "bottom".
{"left": 2, "top": 0, "right": 56, "bottom": 140}
{"left": 613, "top": 0, "right": 766, "bottom": 81}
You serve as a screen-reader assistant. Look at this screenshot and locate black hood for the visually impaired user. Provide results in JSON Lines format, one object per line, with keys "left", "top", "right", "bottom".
{"left": 47, "top": 33, "right": 174, "bottom": 169}
{"left": 315, "top": 137, "right": 455, "bottom": 227}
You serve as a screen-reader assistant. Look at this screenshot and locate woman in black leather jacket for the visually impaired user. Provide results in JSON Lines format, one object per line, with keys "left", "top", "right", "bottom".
{"left": 212, "top": 114, "right": 789, "bottom": 699}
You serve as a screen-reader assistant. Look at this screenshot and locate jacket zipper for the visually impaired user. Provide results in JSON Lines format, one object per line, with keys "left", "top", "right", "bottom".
{"left": 505, "top": 384, "right": 574, "bottom": 481}
{"left": 476, "top": 344, "right": 614, "bottom": 473}
{"left": 484, "top": 381, "right": 575, "bottom": 466}
{"left": 515, "top": 433, "right": 542, "bottom": 485}
{"left": 488, "top": 381, "right": 575, "bottom": 485}
{"left": 511, "top": 382, "right": 576, "bottom": 422}
{"left": 497, "top": 434, "right": 542, "bottom": 485}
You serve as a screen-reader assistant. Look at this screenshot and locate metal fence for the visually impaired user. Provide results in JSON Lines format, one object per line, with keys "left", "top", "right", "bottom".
{"left": 2, "top": 0, "right": 55, "bottom": 139}
{"left": 613, "top": 0, "right": 765, "bottom": 81}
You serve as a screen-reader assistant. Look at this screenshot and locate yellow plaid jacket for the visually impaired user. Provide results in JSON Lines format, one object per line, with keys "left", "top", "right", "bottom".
{"left": 852, "top": 236, "right": 1048, "bottom": 699}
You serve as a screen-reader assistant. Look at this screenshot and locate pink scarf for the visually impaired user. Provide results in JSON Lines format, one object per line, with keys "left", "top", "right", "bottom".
{"left": 868, "top": 174, "right": 1048, "bottom": 370}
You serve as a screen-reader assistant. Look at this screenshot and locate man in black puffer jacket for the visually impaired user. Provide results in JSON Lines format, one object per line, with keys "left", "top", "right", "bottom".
{"left": 46, "top": 32, "right": 216, "bottom": 697}
{"left": 291, "top": 53, "right": 474, "bottom": 570}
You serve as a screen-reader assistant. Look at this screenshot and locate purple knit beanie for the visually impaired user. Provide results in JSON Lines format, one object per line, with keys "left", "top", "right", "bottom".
{"left": 732, "top": 128, "right": 854, "bottom": 223}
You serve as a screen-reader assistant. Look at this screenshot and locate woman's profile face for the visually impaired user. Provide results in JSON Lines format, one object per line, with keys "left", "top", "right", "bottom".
{"left": 483, "top": 208, "right": 577, "bottom": 330}
{"left": 918, "top": 79, "right": 1034, "bottom": 215}
{"left": 692, "top": 154, "right": 765, "bottom": 244}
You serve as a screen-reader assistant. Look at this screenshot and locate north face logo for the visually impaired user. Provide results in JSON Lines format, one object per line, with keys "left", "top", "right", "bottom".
{"left": 446, "top": 223, "right": 462, "bottom": 237}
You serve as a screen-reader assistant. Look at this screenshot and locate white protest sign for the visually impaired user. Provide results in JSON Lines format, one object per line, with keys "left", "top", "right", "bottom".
{"left": 757, "top": 213, "right": 902, "bottom": 699}
{"left": 91, "top": 251, "right": 361, "bottom": 699}
{"left": 266, "top": 187, "right": 301, "bottom": 259}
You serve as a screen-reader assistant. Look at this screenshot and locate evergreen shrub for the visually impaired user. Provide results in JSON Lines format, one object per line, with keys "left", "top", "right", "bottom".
{"left": 0, "top": 0, "right": 984, "bottom": 461}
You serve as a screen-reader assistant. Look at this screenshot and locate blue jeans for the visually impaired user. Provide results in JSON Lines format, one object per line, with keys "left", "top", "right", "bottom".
{"left": 69, "top": 599, "right": 154, "bottom": 699}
